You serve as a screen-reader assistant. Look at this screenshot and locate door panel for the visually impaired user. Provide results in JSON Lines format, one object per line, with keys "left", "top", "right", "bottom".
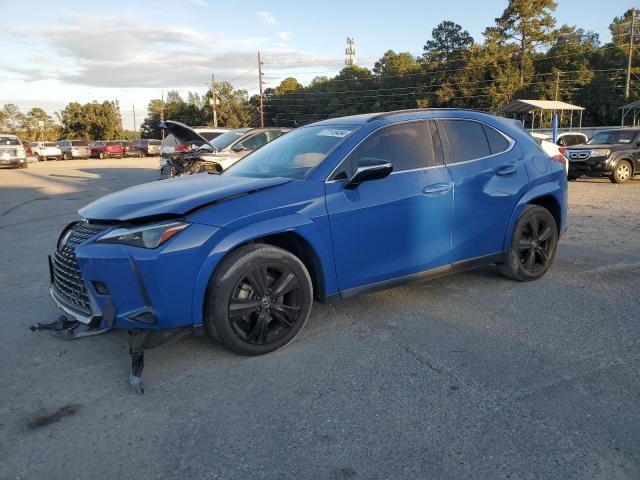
{"left": 437, "top": 119, "right": 528, "bottom": 263}
{"left": 326, "top": 166, "right": 452, "bottom": 291}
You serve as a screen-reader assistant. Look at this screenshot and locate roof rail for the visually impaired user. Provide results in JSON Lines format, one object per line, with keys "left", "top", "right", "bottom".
{"left": 366, "top": 108, "right": 430, "bottom": 122}
{"left": 365, "top": 107, "right": 491, "bottom": 123}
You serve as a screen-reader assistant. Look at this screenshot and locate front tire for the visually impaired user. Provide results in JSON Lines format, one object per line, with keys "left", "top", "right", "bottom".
{"left": 610, "top": 160, "right": 632, "bottom": 183}
{"left": 204, "top": 244, "right": 313, "bottom": 356}
{"left": 567, "top": 175, "right": 579, "bottom": 181}
{"left": 99, "top": 152, "right": 105, "bottom": 159}
{"left": 498, "top": 205, "right": 558, "bottom": 281}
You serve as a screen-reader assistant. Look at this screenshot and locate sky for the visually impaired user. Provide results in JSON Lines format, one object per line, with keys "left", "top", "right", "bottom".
{"left": 0, "top": 0, "right": 635, "bottom": 129}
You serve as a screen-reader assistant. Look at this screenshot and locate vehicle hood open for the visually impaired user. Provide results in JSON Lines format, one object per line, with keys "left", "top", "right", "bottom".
{"left": 79, "top": 174, "right": 292, "bottom": 222}
{"left": 159, "top": 120, "right": 210, "bottom": 146}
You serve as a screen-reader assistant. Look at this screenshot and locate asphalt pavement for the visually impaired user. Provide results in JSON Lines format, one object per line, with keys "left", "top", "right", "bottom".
{"left": 0, "top": 158, "right": 639, "bottom": 479}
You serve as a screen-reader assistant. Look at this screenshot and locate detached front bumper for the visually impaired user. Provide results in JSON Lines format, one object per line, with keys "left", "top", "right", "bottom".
{"left": 49, "top": 222, "right": 222, "bottom": 330}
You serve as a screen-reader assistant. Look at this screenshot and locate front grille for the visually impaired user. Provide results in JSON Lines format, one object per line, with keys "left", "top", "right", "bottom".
{"left": 52, "top": 221, "right": 106, "bottom": 314}
{"left": 568, "top": 150, "right": 591, "bottom": 161}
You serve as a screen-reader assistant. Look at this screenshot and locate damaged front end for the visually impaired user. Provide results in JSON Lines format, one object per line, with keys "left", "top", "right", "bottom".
{"left": 159, "top": 150, "right": 222, "bottom": 179}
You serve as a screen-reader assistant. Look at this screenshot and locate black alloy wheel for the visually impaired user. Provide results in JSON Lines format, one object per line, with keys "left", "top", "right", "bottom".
{"left": 516, "top": 214, "right": 554, "bottom": 274}
{"left": 498, "top": 205, "right": 558, "bottom": 281}
{"left": 205, "top": 244, "right": 313, "bottom": 355}
{"left": 228, "top": 264, "right": 303, "bottom": 345}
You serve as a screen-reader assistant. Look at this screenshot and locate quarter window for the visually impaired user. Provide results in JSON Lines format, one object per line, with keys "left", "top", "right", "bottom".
{"left": 483, "top": 124, "right": 510, "bottom": 154}
{"left": 335, "top": 122, "right": 437, "bottom": 179}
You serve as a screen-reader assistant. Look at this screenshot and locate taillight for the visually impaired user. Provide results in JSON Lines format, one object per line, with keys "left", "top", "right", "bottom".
{"left": 176, "top": 144, "right": 188, "bottom": 152}
{"left": 551, "top": 154, "right": 567, "bottom": 165}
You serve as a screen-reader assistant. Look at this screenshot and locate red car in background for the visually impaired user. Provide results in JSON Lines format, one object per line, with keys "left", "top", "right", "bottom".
{"left": 90, "top": 141, "right": 124, "bottom": 159}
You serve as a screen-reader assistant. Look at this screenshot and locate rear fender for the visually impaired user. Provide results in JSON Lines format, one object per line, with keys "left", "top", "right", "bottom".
{"left": 191, "top": 214, "right": 337, "bottom": 326}
{"left": 502, "top": 181, "right": 566, "bottom": 252}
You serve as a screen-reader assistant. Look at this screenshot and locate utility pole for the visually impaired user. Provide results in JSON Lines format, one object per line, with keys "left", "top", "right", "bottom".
{"left": 258, "top": 51, "right": 265, "bottom": 127}
{"left": 160, "top": 90, "right": 165, "bottom": 140}
{"left": 345, "top": 37, "right": 356, "bottom": 67}
{"left": 211, "top": 74, "right": 218, "bottom": 128}
{"left": 554, "top": 71, "right": 561, "bottom": 101}
{"left": 626, "top": 8, "right": 637, "bottom": 99}
{"left": 132, "top": 104, "right": 137, "bottom": 136}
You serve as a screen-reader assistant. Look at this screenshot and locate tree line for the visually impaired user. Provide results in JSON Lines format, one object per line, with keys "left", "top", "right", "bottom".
{"left": 2, "top": 1, "right": 638, "bottom": 141}
{"left": 261, "top": 4, "right": 639, "bottom": 128}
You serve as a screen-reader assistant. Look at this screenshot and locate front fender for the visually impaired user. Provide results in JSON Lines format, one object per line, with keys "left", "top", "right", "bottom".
{"left": 190, "top": 214, "right": 338, "bottom": 326}
{"left": 502, "top": 179, "right": 567, "bottom": 252}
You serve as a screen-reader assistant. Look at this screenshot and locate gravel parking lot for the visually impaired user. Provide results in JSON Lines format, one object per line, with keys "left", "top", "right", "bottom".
{"left": 0, "top": 159, "right": 639, "bottom": 479}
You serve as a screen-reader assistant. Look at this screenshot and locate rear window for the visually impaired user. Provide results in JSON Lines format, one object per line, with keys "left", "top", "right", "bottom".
{"left": 149, "top": 139, "right": 161, "bottom": 145}
{"left": 0, "top": 136, "right": 21, "bottom": 145}
{"left": 107, "top": 141, "right": 120, "bottom": 146}
{"left": 44, "top": 142, "right": 57, "bottom": 147}
{"left": 71, "top": 141, "right": 88, "bottom": 146}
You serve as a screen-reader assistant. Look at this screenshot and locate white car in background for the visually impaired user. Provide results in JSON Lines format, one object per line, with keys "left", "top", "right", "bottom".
{"left": 530, "top": 133, "right": 569, "bottom": 174}
{"left": 30, "top": 141, "right": 62, "bottom": 161}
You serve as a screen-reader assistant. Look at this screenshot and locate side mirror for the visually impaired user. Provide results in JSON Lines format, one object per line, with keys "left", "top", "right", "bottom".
{"left": 345, "top": 158, "right": 393, "bottom": 189}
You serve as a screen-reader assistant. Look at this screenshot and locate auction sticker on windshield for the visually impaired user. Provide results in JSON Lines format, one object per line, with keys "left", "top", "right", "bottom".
{"left": 317, "top": 129, "right": 353, "bottom": 137}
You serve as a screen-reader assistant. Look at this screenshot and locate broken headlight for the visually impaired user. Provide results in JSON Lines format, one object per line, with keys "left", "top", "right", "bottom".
{"left": 96, "top": 221, "right": 190, "bottom": 249}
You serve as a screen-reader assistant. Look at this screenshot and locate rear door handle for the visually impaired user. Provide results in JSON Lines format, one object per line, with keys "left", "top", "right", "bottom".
{"left": 496, "top": 164, "right": 517, "bottom": 176}
{"left": 422, "top": 183, "right": 452, "bottom": 195}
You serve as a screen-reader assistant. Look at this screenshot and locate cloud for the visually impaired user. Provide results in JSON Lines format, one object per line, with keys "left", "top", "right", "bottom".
{"left": 277, "top": 31, "right": 291, "bottom": 41}
{"left": 0, "top": 16, "right": 332, "bottom": 90}
{"left": 257, "top": 11, "right": 276, "bottom": 26}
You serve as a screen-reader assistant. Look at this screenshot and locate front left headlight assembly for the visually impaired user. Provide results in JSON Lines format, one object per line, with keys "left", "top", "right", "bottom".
{"left": 96, "top": 221, "right": 190, "bottom": 249}
{"left": 590, "top": 148, "right": 610, "bottom": 157}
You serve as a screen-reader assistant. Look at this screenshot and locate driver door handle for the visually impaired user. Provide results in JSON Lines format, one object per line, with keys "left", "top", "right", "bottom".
{"left": 422, "top": 183, "right": 452, "bottom": 195}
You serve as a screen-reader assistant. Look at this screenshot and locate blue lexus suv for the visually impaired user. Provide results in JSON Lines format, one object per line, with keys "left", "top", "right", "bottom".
{"left": 49, "top": 109, "right": 567, "bottom": 357}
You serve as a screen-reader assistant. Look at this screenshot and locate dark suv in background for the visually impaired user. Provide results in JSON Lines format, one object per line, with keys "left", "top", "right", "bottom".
{"left": 566, "top": 129, "right": 640, "bottom": 183}
{"left": 135, "top": 139, "right": 161, "bottom": 156}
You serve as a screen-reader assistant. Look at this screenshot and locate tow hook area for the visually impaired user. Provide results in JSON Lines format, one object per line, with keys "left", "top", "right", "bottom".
{"left": 31, "top": 300, "right": 116, "bottom": 339}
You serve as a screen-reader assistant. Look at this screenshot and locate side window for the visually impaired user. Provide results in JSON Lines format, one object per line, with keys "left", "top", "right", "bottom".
{"left": 483, "top": 124, "right": 510, "bottom": 154}
{"left": 557, "top": 137, "right": 566, "bottom": 147}
{"left": 336, "top": 122, "right": 436, "bottom": 179}
{"left": 439, "top": 120, "right": 491, "bottom": 163}
{"left": 238, "top": 132, "right": 270, "bottom": 150}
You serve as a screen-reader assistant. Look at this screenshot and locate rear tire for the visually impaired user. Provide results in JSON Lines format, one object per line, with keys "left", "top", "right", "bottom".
{"left": 99, "top": 152, "right": 105, "bottom": 159}
{"left": 498, "top": 205, "right": 558, "bottom": 281}
{"left": 567, "top": 175, "right": 579, "bottom": 181}
{"left": 204, "top": 244, "right": 313, "bottom": 356}
{"left": 610, "top": 160, "right": 632, "bottom": 183}
{"left": 35, "top": 153, "right": 42, "bottom": 162}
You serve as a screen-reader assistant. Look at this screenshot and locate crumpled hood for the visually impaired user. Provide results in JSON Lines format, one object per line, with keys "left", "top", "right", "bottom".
{"left": 79, "top": 174, "right": 291, "bottom": 222}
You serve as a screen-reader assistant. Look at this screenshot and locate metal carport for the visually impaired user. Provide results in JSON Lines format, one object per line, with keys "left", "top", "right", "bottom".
{"left": 497, "top": 99, "right": 585, "bottom": 130}
{"left": 618, "top": 100, "right": 640, "bottom": 126}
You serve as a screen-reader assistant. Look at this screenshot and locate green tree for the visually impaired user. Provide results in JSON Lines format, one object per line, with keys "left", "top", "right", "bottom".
{"left": 21, "top": 107, "right": 60, "bottom": 141}
{"left": 422, "top": 21, "right": 474, "bottom": 66}
{"left": 0, "top": 104, "right": 26, "bottom": 135}
{"left": 486, "top": 0, "right": 557, "bottom": 86}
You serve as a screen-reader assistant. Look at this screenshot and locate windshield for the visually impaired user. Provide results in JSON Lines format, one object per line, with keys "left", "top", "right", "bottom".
{"left": 207, "top": 129, "right": 249, "bottom": 151}
{"left": 224, "top": 125, "right": 359, "bottom": 179}
{"left": 587, "top": 131, "right": 637, "bottom": 145}
{"left": 71, "top": 141, "right": 88, "bottom": 146}
{"left": 44, "top": 142, "right": 57, "bottom": 147}
{"left": 200, "top": 131, "right": 226, "bottom": 141}
{"left": 0, "top": 136, "right": 21, "bottom": 146}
